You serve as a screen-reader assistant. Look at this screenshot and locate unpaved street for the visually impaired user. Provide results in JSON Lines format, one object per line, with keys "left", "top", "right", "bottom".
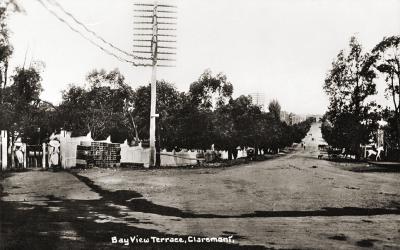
{"left": 1, "top": 123, "right": 400, "bottom": 249}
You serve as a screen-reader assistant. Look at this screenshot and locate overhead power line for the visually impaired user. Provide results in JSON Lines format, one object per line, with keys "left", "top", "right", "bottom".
{"left": 35, "top": 0, "right": 150, "bottom": 66}
{"left": 44, "top": 0, "right": 146, "bottom": 60}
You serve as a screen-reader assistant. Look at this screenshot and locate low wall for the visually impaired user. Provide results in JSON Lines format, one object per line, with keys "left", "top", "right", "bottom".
{"left": 159, "top": 149, "right": 198, "bottom": 166}
{"left": 58, "top": 131, "right": 93, "bottom": 169}
{"left": 120, "top": 141, "right": 150, "bottom": 166}
{"left": 120, "top": 141, "right": 198, "bottom": 166}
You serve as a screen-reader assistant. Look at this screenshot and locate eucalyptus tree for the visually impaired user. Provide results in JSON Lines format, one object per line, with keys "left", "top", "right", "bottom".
{"left": 0, "top": 0, "right": 21, "bottom": 102}
{"left": 323, "top": 37, "right": 378, "bottom": 154}
{"left": 371, "top": 36, "right": 400, "bottom": 146}
{"left": 58, "top": 69, "right": 136, "bottom": 142}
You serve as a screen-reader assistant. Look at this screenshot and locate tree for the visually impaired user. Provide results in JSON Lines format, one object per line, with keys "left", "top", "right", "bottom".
{"left": 178, "top": 70, "right": 235, "bottom": 150}
{"left": 213, "top": 95, "right": 262, "bottom": 159}
{"left": 322, "top": 112, "right": 370, "bottom": 151}
{"left": 322, "top": 36, "right": 378, "bottom": 155}
{"left": 0, "top": 62, "right": 53, "bottom": 163}
{"left": 131, "top": 80, "right": 185, "bottom": 149}
{"left": 178, "top": 99, "right": 214, "bottom": 150}
{"left": 268, "top": 99, "right": 281, "bottom": 121}
{"left": 212, "top": 103, "right": 237, "bottom": 157}
{"left": 230, "top": 96, "right": 262, "bottom": 150}
{"left": 324, "top": 37, "right": 376, "bottom": 115}
{"left": 371, "top": 36, "right": 400, "bottom": 147}
{"left": 259, "top": 112, "right": 285, "bottom": 153}
{"left": 58, "top": 69, "right": 136, "bottom": 142}
{"left": 381, "top": 108, "right": 400, "bottom": 159}
{"left": 189, "top": 69, "right": 233, "bottom": 110}
{"left": 0, "top": 0, "right": 21, "bottom": 103}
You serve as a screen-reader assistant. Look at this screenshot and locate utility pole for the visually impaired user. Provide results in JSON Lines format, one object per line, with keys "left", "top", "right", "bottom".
{"left": 149, "top": 3, "right": 158, "bottom": 168}
{"left": 133, "top": 1, "right": 177, "bottom": 168}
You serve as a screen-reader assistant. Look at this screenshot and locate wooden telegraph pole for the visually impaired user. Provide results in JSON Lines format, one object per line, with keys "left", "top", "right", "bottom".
{"left": 133, "top": 1, "right": 177, "bottom": 168}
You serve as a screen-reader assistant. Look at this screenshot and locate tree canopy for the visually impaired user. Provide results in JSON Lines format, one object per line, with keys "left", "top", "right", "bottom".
{"left": 371, "top": 36, "right": 400, "bottom": 147}
{"left": 322, "top": 37, "right": 379, "bottom": 155}
{"left": 58, "top": 69, "right": 135, "bottom": 142}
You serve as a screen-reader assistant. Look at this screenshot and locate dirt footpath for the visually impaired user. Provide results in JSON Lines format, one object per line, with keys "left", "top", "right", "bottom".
{"left": 1, "top": 123, "right": 400, "bottom": 249}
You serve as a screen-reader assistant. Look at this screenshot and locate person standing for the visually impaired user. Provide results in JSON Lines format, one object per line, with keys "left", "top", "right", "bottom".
{"left": 14, "top": 145, "right": 24, "bottom": 168}
{"left": 49, "top": 139, "right": 60, "bottom": 168}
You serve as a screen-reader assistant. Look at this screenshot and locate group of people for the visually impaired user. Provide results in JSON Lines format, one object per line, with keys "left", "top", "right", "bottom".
{"left": 12, "top": 137, "right": 61, "bottom": 169}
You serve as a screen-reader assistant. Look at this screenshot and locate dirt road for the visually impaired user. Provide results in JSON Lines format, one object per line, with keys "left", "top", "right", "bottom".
{"left": 1, "top": 123, "right": 400, "bottom": 249}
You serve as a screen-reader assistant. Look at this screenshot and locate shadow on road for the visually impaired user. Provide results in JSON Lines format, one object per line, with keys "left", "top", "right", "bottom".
{"left": 0, "top": 172, "right": 265, "bottom": 250}
{"left": 72, "top": 172, "right": 400, "bottom": 219}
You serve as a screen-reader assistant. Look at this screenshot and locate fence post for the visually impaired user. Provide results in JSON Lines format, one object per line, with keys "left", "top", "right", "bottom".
{"left": 1, "top": 130, "right": 7, "bottom": 170}
{"left": 11, "top": 140, "right": 14, "bottom": 169}
{"left": 23, "top": 144, "right": 27, "bottom": 169}
{"left": 42, "top": 143, "right": 46, "bottom": 169}
{"left": 59, "top": 130, "right": 66, "bottom": 169}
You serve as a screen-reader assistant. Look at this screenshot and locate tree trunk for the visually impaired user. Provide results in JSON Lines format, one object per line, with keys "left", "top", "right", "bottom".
{"left": 394, "top": 111, "right": 400, "bottom": 149}
{"left": 1, "top": 62, "right": 8, "bottom": 104}
{"left": 228, "top": 149, "right": 233, "bottom": 160}
{"left": 4, "top": 62, "right": 8, "bottom": 88}
{"left": 233, "top": 148, "right": 238, "bottom": 159}
{"left": 396, "top": 73, "right": 400, "bottom": 148}
{"left": 0, "top": 68, "right": 3, "bottom": 104}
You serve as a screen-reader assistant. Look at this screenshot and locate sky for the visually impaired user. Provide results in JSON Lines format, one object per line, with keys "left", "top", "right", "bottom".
{"left": 7, "top": 0, "right": 400, "bottom": 115}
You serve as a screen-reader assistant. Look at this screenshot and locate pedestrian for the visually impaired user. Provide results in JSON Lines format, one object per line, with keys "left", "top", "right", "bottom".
{"left": 49, "top": 138, "right": 60, "bottom": 168}
{"left": 14, "top": 145, "right": 24, "bottom": 168}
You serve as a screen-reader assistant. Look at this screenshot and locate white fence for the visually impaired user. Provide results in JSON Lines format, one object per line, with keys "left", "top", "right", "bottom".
{"left": 120, "top": 141, "right": 198, "bottom": 166}
{"left": 159, "top": 149, "right": 198, "bottom": 166}
{"left": 56, "top": 131, "right": 201, "bottom": 168}
{"left": 120, "top": 141, "right": 150, "bottom": 165}
{"left": 57, "top": 131, "right": 93, "bottom": 169}
{"left": 1, "top": 129, "right": 252, "bottom": 170}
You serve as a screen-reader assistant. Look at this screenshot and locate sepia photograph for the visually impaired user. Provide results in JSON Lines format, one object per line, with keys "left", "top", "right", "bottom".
{"left": 0, "top": 0, "right": 400, "bottom": 249}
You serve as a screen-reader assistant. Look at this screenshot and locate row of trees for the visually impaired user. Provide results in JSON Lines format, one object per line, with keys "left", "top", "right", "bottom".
{"left": 322, "top": 35, "right": 400, "bottom": 159}
{"left": 0, "top": 64, "right": 312, "bottom": 159}
{"left": 57, "top": 69, "right": 312, "bottom": 160}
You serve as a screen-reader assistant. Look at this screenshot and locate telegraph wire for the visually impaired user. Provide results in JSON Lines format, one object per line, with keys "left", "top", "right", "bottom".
{"left": 44, "top": 0, "right": 146, "bottom": 60}
{"left": 35, "top": 0, "right": 150, "bottom": 66}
